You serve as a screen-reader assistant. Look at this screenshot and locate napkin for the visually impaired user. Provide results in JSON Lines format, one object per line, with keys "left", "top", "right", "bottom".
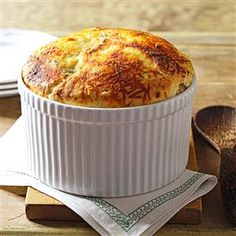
{"left": 0, "top": 118, "right": 217, "bottom": 236}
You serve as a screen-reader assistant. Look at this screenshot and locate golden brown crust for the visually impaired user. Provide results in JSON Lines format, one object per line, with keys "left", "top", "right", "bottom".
{"left": 22, "top": 27, "right": 194, "bottom": 107}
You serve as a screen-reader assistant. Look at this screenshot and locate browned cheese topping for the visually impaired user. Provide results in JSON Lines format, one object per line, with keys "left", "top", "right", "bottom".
{"left": 22, "top": 28, "right": 194, "bottom": 107}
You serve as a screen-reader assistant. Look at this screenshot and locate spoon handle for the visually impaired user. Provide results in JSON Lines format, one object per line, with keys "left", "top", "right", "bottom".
{"left": 220, "top": 147, "right": 236, "bottom": 226}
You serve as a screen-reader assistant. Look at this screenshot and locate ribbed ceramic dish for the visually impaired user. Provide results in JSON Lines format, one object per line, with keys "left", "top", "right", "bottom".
{"left": 19, "top": 76, "right": 196, "bottom": 197}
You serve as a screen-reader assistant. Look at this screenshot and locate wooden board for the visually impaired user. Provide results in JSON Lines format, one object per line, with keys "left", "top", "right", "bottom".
{"left": 25, "top": 136, "right": 202, "bottom": 224}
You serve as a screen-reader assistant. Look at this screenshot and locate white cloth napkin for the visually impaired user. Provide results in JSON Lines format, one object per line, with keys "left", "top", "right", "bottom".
{"left": 0, "top": 118, "right": 217, "bottom": 236}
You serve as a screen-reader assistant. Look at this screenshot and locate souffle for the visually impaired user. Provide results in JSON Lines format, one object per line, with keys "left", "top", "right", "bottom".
{"left": 22, "top": 28, "right": 194, "bottom": 108}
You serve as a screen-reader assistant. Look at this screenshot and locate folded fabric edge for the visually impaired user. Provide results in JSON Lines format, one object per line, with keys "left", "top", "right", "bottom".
{"left": 0, "top": 171, "right": 32, "bottom": 186}
{"left": 142, "top": 174, "right": 217, "bottom": 236}
{"left": 32, "top": 181, "right": 110, "bottom": 236}
{"left": 0, "top": 170, "right": 218, "bottom": 236}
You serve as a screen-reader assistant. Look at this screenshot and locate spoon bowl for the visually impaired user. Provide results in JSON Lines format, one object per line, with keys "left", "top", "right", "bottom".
{"left": 193, "top": 106, "right": 236, "bottom": 152}
{"left": 193, "top": 105, "right": 236, "bottom": 226}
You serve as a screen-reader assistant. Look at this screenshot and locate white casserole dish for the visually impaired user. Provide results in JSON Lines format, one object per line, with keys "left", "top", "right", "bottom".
{"left": 19, "top": 76, "right": 196, "bottom": 197}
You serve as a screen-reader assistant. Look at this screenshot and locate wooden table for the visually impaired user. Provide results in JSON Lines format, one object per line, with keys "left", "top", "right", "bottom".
{"left": 0, "top": 32, "right": 235, "bottom": 235}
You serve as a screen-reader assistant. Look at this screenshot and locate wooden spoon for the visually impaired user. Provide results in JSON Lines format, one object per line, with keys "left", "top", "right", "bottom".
{"left": 193, "top": 106, "right": 236, "bottom": 226}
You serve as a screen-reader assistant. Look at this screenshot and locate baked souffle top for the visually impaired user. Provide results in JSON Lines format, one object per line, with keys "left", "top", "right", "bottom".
{"left": 22, "top": 27, "right": 194, "bottom": 108}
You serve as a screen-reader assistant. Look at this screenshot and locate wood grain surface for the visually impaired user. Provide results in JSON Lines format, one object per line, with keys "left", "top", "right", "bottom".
{"left": 0, "top": 32, "right": 235, "bottom": 235}
{"left": 2, "top": 1, "right": 236, "bottom": 33}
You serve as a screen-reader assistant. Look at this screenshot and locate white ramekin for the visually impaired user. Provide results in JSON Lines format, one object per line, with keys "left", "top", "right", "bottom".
{"left": 18, "top": 77, "right": 196, "bottom": 197}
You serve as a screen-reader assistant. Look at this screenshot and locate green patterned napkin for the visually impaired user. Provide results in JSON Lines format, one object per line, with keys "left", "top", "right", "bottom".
{"left": 31, "top": 170, "right": 216, "bottom": 235}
